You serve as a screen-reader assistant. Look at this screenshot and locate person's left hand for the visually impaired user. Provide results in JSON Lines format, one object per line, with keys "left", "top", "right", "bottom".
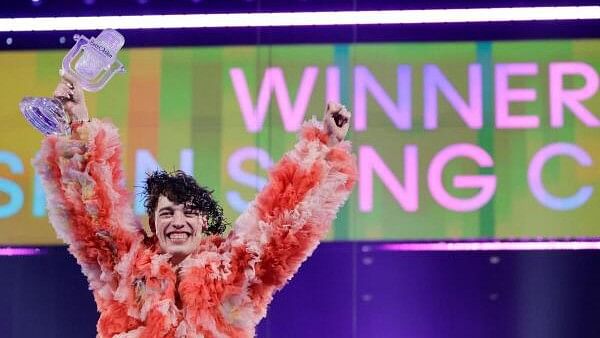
{"left": 323, "top": 101, "right": 351, "bottom": 146}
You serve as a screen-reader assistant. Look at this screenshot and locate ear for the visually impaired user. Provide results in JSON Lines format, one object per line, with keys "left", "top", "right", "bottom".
{"left": 201, "top": 215, "right": 210, "bottom": 231}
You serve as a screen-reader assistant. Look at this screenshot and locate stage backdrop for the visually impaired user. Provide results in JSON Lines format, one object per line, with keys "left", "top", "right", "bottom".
{"left": 1, "top": 40, "right": 600, "bottom": 244}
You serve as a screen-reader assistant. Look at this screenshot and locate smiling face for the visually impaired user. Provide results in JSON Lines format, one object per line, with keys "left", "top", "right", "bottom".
{"left": 153, "top": 195, "right": 206, "bottom": 264}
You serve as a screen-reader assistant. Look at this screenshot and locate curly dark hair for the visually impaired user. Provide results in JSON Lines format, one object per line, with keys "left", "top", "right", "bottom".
{"left": 142, "top": 170, "right": 227, "bottom": 235}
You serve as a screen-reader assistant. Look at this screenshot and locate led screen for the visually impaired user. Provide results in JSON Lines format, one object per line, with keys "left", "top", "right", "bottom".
{"left": 1, "top": 40, "right": 599, "bottom": 244}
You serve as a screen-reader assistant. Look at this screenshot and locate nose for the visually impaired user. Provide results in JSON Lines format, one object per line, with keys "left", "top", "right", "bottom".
{"left": 172, "top": 211, "right": 186, "bottom": 228}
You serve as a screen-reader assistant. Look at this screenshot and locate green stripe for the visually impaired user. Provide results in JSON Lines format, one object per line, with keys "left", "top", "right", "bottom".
{"left": 476, "top": 41, "right": 495, "bottom": 237}
{"left": 159, "top": 49, "right": 193, "bottom": 169}
{"left": 191, "top": 48, "right": 223, "bottom": 197}
{"left": 333, "top": 43, "right": 352, "bottom": 240}
{"left": 97, "top": 50, "right": 130, "bottom": 129}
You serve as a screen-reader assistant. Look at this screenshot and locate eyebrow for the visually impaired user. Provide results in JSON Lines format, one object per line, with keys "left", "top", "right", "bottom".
{"left": 158, "top": 206, "right": 174, "bottom": 213}
{"left": 157, "top": 206, "right": 199, "bottom": 212}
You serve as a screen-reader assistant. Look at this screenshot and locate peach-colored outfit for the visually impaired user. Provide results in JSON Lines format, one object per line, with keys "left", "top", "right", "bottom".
{"left": 34, "top": 119, "right": 356, "bottom": 338}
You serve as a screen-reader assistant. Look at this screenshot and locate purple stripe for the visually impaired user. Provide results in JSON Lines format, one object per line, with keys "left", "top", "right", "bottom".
{"left": 376, "top": 240, "right": 600, "bottom": 251}
{"left": 0, "top": 247, "right": 48, "bottom": 256}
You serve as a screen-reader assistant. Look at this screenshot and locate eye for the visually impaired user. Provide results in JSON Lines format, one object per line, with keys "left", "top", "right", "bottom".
{"left": 185, "top": 209, "right": 200, "bottom": 217}
{"left": 159, "top": 210, "right": 173, "bottom": 218}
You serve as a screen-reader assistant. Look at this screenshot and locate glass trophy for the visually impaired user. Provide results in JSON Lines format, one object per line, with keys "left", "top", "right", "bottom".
{"left": 19, "top": 29, "right": 126, "bottom": 135}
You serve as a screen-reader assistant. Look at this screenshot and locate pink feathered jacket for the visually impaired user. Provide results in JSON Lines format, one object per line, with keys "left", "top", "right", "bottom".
{"left": 34, "top": 118, "right": 357, "bottom": 338}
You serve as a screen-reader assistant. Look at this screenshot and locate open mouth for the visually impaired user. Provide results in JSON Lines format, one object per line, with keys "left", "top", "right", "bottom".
{"left": 332, "top": 111, "right": 348, "bottom": 127}
{"left": 166, "top": 231, "right": 192, "bottom": 243}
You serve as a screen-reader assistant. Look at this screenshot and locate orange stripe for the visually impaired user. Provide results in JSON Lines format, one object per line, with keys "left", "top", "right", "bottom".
{"left": 126, "top": 49, "right": 162, "bottom": 181}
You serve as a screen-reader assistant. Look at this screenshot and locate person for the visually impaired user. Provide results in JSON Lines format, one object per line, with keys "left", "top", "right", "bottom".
{"left": 34, "top": 74, "right": 356, "bottom": 338}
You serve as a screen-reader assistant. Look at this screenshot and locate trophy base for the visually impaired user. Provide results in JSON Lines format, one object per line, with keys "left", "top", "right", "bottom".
{"left": 19, "top": 97, "right": 71, "bottom": 136}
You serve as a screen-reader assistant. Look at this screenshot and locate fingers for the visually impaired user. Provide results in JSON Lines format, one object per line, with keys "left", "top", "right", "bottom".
{"left": 59, "top": 69, "right": 80, "bottom": 88}
{"left": 324, "top": 101, "right": 343, "bottom": 117}
{"left": 54, "top": 72, "right": 83, "bottom": 103}
{"left": 334, "top": 105, "right": 351, "bottom": 124}
{"left": 53, "top": 82, "right": 75, "bottom": 102}
{"left": 325, "top": 102, "right": 350, "bottom": 127}
{"left": 323, "top": 101, "right": 351, "bottom": 144}
{"left": 54, "top": 70, "right": 90, "bottom": 122}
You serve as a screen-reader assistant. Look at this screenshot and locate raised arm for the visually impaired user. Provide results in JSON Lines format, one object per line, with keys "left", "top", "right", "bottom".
{"left": 33, "top": 75, "right": 141, "bottom": 292}
{"left": 227, "top": 102, "right": 357, "bottom": 314}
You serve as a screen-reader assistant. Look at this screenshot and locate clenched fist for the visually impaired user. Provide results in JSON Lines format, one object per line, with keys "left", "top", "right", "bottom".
{"left": 323, "top": 101, "right": 351, "bottom": 145}
{"left": 53, "top": 71, "right": 89, "bottom": 123}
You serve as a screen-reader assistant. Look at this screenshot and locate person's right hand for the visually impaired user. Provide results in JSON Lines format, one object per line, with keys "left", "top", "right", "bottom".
{"left": 53, "top": 71, "right": 89, "bottom": 123}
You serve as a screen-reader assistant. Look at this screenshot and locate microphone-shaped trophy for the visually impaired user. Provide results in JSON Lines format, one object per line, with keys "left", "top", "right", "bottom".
{"left": 19, "top": 29, "right": 126, "bottom": 135}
